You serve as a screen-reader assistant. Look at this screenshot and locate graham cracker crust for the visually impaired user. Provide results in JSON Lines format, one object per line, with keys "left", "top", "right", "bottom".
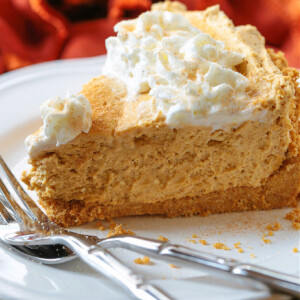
{"left": 41, "top": 156, "right": 300, "bottom": 227}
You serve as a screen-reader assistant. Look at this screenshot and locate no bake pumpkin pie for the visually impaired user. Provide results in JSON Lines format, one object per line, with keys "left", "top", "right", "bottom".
{"left": 22, "top": 1, "right": 300, "bottom": 227}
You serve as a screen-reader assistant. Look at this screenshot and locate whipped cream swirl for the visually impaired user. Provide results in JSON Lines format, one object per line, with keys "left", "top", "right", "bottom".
{"left": 25, "top": 93, "right": 92, "bottom": 157}
{"left": 103, "top": 10, "right": 250, "bottom": 127}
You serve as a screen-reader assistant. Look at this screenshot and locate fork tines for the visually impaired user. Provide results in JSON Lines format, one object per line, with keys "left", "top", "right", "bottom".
{"left": 0, "top": 155, "right": 37, "bottom": 224}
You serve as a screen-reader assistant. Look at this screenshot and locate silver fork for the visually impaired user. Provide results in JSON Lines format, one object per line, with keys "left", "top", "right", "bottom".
{"left": 0, "top": 155, "right": 171, "bottom": 300}
{"left": 1, "top": 155, "right": 300, "bottom": 298}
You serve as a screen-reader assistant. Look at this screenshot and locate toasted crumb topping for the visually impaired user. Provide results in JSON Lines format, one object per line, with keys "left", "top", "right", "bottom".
{"left": 213, "top": 243, "right": 230, "bottom": 250}
{"left": 293, "top": 248, "right": 299, "bottom": 253}
{"left": 158, "top": 235, "right": 169, "bottom": 242}
{"left": 134, "top": 256, "right": 152, "bottom": 265}
{"left": 238, "top": 248, "right": 244, "bottom": 253}
{"left": 191, "top": 234, "right": 197, "bottom": 238}
{"left": 250, "top": 254, "right": 255, "bottom": 258}
{"left": 268, "top": 230, "right": 274, "bottom": 236}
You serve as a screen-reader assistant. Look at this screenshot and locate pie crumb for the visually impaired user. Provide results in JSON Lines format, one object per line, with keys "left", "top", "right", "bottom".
{"left": 285, "top": 208, "right": 300, "bottom": 230}
{"left": 169, "top": 264, "right": 180, "bottom": 268}
{"left": 188, "top": 238, "right": 197, "bottom": 244}
{"left": 158, "top": 235, "right": 168, "bottom": 242}
{"left": 191, "top": 234, "right": 197, "bottom": 238}
{"left": 250, "top": 253, "right": 255, "bottom": 258}
{"left": 106, "top": 224, "right": 135, "bottom": 237}
{"left": 262, "top": 237, "right": 271, "bottom": 244}
{"left": 97, "top": 221, "right": 106, "bottom": 231}
{"left": 134, "top": 256, "right": 152, "bottom": 265}
{"left": 234, "top": 242, "right": 241, "bottom": 249}
{"left": 109, "top": 223, "right": 117, "bottom": 229}
{"left": 214, "top": 243, "right": 230, "bottom": 250}
{"left": 234, "top": 242, "right": 243, "bottom": 253}
{"left": 293, "top": 248, "right": 298, "bottom": 253}
{"left": 292, "top": 222, "right": 300, "bottom": 230}
{"left": 199, "top": 239, "right": 207, "bottom": 245}
{"left": 265, "top": 222, "right": 281, "bottom": 231}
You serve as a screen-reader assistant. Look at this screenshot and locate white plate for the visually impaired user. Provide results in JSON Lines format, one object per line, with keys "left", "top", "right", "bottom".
{"left": 0, "top": 56, "right": 299, "bottom": 300}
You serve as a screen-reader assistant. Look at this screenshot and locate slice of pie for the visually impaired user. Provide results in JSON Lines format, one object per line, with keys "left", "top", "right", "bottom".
{"left": 22, "top": 1, "right": 300, "bottom": 227}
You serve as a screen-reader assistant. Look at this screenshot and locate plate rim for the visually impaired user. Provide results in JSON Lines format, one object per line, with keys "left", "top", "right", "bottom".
{"left": 0, "top": 55, "right": 298, "bottom": 300}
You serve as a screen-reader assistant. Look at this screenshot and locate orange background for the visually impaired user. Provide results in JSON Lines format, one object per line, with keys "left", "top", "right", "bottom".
{"left": 0, "top": 0, "right": 299, "bottom": 74}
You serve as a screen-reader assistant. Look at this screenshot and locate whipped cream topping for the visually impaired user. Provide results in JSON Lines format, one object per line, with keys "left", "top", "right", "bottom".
{"left": 25, "top": 93, "right": 92, "bottom": 157}
{"left": 103, "top": 9, "right": 251, "bottom": 128}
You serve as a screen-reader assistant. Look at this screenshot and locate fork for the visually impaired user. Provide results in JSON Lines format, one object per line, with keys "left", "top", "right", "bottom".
{"left": 0, "top": 155, "right": 171, "bottom": 300}
{"left": 1, "top": 155, "right": 300, "bottom": 298}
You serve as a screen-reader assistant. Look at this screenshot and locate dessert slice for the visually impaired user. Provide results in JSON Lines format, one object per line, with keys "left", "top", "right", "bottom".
{"left": 22, "top": 2, "right": 300, "bottom": 227}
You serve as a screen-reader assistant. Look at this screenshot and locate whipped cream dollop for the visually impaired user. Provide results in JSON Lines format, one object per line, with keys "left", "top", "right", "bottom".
{"left": 25, "top": 93, "right": 92, "bottom": 157}
{"left": 103, "top": 9, "right": 251, "bottom": 128}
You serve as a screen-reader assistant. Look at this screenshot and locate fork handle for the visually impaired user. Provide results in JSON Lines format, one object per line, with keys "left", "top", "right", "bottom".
{"left": 59, "top": 234, "right": 171, "bottom": 300}
{"left": 164, "top": 245, "right": 300, "bottom": 297}
{"left": 99, "top": 236, "right": 300, "bottom": 298}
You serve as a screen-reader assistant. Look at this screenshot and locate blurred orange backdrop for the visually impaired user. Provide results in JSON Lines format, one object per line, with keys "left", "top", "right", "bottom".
{"left": 0, "top": 0, "right": 299, "bottom": 74}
